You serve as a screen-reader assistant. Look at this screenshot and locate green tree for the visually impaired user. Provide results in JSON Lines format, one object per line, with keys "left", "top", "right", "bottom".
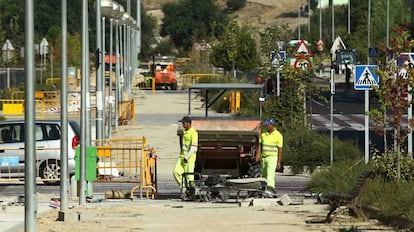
{"left": 210, "top": 20, "right": 258, "bottom": 73}
{"left": 160, "top": 0, "right": 227, "bottom": 51}
{"left": 306, "top": 0, "right": 411, "bottom": 64}
{"left": 368, "top": 26, "right": 414, "bottom": 182}
{"left": 54, "top": 33, "right": 82, "bottom": 67}
{"left": 0, "top": 0, "right": 157, "bottom": 64}
{"left": 138, "top": 7, "right": 158, "bottom": 60}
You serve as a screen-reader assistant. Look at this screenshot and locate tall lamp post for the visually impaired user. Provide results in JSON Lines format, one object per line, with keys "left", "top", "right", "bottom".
{"left": 102, "top": 0, "right": 122, "bottom": 138}
{"left": 96, "top": 0, "right": 104, "bottom": 145}
{"left": 297, "top": 0, "right": 301, "bottom": 39}
{"left": 115, "top": 5, "right": 125, "bottom": 130}
{"left": 120, "top": 12, "right": 130, "bottom": 100}
{"left": 101, "top": 0, "right": 113, "bottom": 140}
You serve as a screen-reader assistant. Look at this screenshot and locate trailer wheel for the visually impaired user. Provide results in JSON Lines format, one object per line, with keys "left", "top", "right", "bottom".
{"left": 246, "top": 163, "right": 261, "bottom": 178}
{"left": 218, "top": 188, "right": 230, "bottom": 202}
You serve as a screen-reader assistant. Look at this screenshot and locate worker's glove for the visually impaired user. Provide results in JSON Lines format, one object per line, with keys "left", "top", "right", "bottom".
{"left": 184, "top": 146, "right": 197, "bottom": 161}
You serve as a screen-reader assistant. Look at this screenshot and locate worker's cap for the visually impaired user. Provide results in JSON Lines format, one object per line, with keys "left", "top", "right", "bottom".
{"left": 179, "top": 116, "right": 192, "bottom": 123}
{"left": 263, "top": 118, "right": 276, "bottom": 126}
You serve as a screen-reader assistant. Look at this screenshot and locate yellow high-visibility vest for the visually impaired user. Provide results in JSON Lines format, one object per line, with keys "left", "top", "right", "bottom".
{"left": 180, "top": 127, "right": 198, "bottom": 158}
{"left": 260, "top": 130, "right": 283, "bottom": 157}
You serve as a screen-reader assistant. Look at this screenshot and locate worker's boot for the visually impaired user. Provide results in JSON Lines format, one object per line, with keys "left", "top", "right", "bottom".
{"left": 180, "top": 187, "right": 188, "bottom": 201}
{"left": 263, "top": 186, "right": 277, "bottom": 198}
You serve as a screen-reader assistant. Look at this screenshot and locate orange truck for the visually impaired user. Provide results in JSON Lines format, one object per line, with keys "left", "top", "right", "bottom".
{"left": 151, "top": 55, "right": 178, "bottom": 90}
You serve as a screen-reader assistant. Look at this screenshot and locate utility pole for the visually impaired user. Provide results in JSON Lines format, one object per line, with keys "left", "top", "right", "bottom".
{"left": 298, "top": 0, "right": 301, "bottom": 39}
{"left": 331, "top": 0, "right": 335, "bottom": 43}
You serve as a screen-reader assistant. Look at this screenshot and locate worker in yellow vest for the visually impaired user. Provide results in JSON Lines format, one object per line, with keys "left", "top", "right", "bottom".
{"left": 173, "top": 116, "right": 198, "bottom": 190}
{"left": 256, "top": 117, "right": 283, "bottom": 197}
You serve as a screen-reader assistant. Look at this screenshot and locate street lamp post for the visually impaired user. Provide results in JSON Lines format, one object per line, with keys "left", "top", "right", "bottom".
{"left": 116, "top": 4, "right": 124, "bottom": 129}
{"left": 115, "top": 5, "right": 125, "bottom": 130}
{"left": 96, "top": 0, "right": 104, "bottom": 146}
{"left": 297, "top": 0, "right": 301, "bottom": 39}
{"left": 137, "top": 0, "right": 141, "bottom": 55}
{"left": 120, "top": 12, "right": 130, "bottom": 100}
{"left": 108, "top": 1, "right": 122, "bottom": 137}
{"left": 102, "top": 0, "right": 120, "bottom": 137}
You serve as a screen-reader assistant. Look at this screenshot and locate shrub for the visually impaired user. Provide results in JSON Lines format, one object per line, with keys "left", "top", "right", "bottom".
{"left": 304, "top": 157, "right": 368, "bottom": 193}
{"left": 371, "top": 152, "right": 414, "bottom": 183}
{"left": 363, "top": 179, "right": 414, "bottom": 229}
{"left": 304, "top": 157, "right": 414, "bottom": 229}
{"left": 283, "top": 126, "right": 363, "bottom": 174}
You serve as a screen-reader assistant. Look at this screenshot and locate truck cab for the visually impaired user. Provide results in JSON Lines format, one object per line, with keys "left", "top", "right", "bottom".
{"left": 151, "top": 55, "right": 178, "bottom": 90}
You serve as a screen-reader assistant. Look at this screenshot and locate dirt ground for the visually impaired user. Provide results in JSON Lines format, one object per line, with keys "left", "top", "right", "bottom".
{"left": 145, "top": 0, "right": 306, "bottom": 30}
{"left": 37, "top": 201, "right": 392, "bottom": 232}
{"left": 35, "top": 89, "right": 395, "bottom": 232}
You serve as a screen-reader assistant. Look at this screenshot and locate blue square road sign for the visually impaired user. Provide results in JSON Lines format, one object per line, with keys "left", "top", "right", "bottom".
{"left": 354, "top": 65, "right": 379, "bottom": 90}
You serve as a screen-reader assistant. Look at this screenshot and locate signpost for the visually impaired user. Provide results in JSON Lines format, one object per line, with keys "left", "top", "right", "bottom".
{"left": 354, "top": 65, "right": 379, "bottom": 163}
{"left": 316, "top": 39, "right": 324, "bottom": 52}
{"left": 39, "top": 38, "right": 49, "bottom": 85}
{"left": 269, "top": 50, "right": 286, "bottom": 96}
{"left": 2, "top": 39, "right": 14, "bottom": 88}
{"left": 398, "top": 53, "right": 414, "bottom": 157}
{"left": 291, "top": 39, "right": 313, "bottom": 125}
{"left": 291, "top": 39, "right": 313, "bottom": 70}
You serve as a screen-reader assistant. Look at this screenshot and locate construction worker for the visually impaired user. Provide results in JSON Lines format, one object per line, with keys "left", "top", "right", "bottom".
{"left": 173, "top": 116, "right": 198, "bottom": 190}
{"left": 256, "top": 117, "right": 283, "bottom": 197}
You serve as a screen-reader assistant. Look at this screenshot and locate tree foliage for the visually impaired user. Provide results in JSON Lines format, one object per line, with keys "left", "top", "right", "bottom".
{"left": 210, "top": 20, "right": 258, "bottom": 72}
{"left": 367, "top": 25, "right": 414, "bottom": 182}
{"left": 160, "top": 0, "right": 227, "bottom": 51}
{"left": 0, "top": 0, "right": 158, "bottom": 62}
{"left": 305, "top": 0, "right": 411, "bottom": 64}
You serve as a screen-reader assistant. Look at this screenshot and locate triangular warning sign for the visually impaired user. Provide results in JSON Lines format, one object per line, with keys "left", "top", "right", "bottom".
{"left": 295, "top": 40, "right": 313, "bottom": 57}
{"left": 357, "top": 67, "right": 378, "bottom": 86}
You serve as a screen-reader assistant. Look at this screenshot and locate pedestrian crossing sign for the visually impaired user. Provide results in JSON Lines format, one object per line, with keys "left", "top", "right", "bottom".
{"left": 354, "top": 65, "right": 379, "bottom": 90}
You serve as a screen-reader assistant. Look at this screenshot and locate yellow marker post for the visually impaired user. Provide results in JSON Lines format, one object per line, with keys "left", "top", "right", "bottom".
{"left": 152, "top": 77, "right": 155, "bottom": 95}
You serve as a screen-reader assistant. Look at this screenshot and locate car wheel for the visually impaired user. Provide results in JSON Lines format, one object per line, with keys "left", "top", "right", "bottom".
{"left": 40, "top": 160, "right": 61, "bottom": 185}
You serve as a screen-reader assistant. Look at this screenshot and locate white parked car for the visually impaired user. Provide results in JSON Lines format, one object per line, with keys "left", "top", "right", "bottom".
{"left": 0, "top": 119, "right": 80, "bottom": 185}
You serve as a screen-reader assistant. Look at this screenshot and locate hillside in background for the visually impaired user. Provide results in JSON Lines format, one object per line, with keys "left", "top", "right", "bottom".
{"left": 143, "top": 0, "right": 307, "bottom": 33}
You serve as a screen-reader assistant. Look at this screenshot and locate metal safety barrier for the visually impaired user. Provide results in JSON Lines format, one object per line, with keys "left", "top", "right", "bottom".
{"left": 0, "top": 147, "right": 68, "bottom": 184}
{"left": 11, "top": 90, "right": 60, "bottom": 100}
{"left": 181, "top": 73, "right": 223, "bottom": 88}
{"left": 118, "top": 99, "right": 135, "bottom": 125}
{"left": 0, "top": 99, "right": 80, "bottom": 119}
{"left": 94, "top": 137, "right": 157, "bottom": 199}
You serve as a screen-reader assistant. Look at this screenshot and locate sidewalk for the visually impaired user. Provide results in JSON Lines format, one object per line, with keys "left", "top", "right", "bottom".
{"left": 0, "top": 194, "right": 54, "bottom": 232}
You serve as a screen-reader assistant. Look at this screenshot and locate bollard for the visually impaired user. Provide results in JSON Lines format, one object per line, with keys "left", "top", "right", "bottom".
{"left": 70, "top": 175, "right": 77, "bottom": 198}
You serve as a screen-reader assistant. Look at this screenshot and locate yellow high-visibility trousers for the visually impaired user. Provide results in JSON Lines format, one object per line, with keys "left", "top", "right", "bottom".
{"left": 173, "top": 158, "right": 195, "bottom": 186}
{"left": 261, "top": 156, "right": 278, "bottom": 188}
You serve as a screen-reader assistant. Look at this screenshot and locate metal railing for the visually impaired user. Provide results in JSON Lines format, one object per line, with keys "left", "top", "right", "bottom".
{"left": 181, "top": 73, "right": 223, "bottom": 88}
{"left": 0, "top": 137, "right": 158, "bottom": 199}
{"left": 0, "top": 147, "right": 68, "bottom": 184}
